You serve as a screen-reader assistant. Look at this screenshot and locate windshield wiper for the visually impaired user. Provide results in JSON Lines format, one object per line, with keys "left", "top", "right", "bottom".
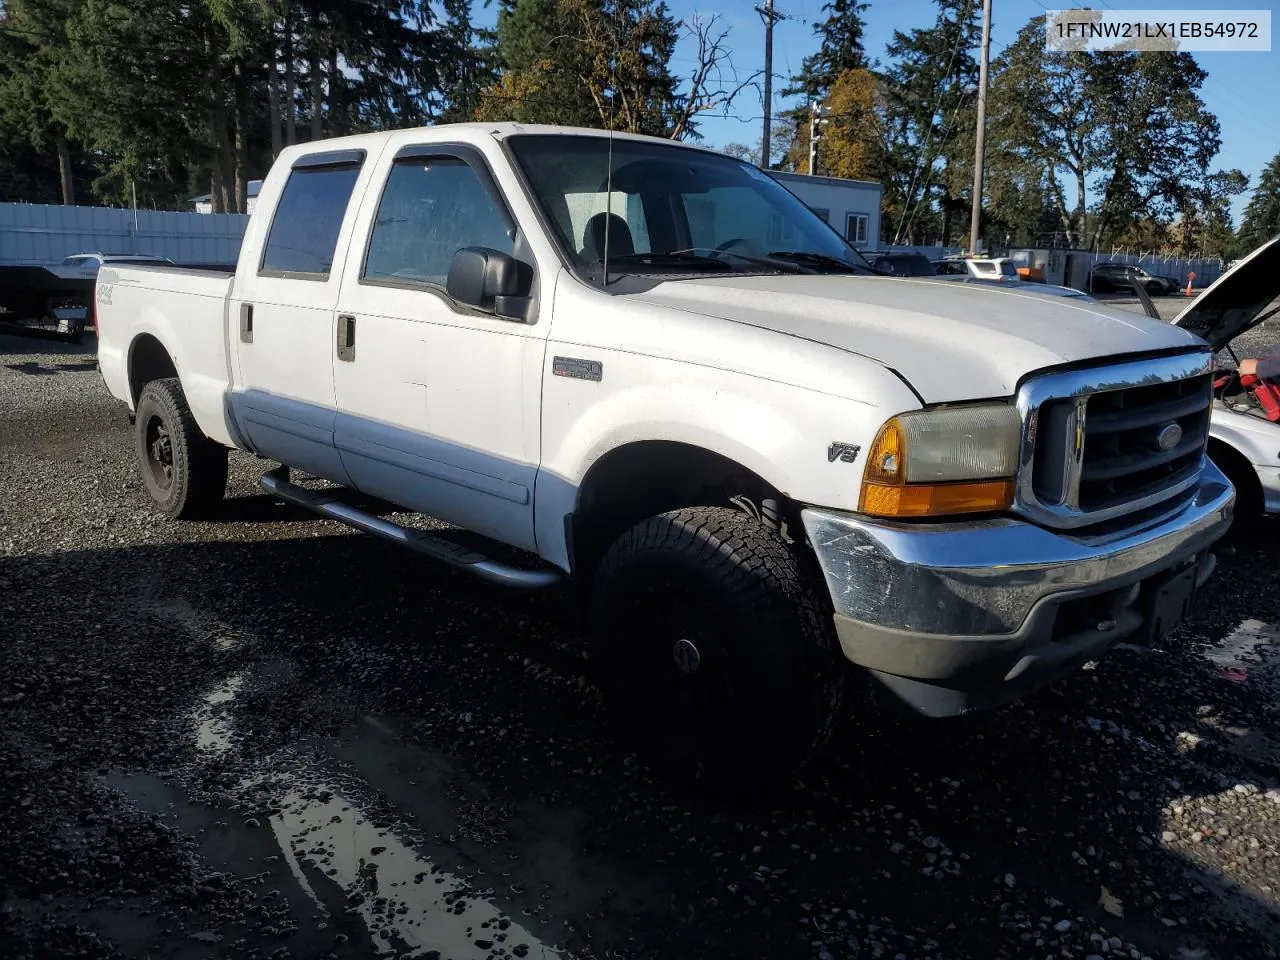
{"left": 600, "top": 252, "right": 735, "bottom": 271}
{"left": 602, "top": 250, "right": 811, "bottom": 276}
{"left": 767, "top": 251, "right": 866, "bottom": 274}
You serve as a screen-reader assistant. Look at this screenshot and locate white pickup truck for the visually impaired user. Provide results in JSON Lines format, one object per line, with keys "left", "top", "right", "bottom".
{"left": 96, "top": 124, "right": 1234, "bottom": 782}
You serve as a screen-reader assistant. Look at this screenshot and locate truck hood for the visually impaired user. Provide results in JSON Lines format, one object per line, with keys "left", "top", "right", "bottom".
{"left": 627, "top": 274, "right": 1203, "bottom": 403}
{"left": 1173, "top": 237, "right": 1280, "bottom": 350}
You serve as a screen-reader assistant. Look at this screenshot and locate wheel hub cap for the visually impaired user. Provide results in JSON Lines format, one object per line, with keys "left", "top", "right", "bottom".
{"left": 145, "top": 418, "right": 174, "bottom": 488}
{"left": 672, "top": 638, "right": 701, "bottom": 675}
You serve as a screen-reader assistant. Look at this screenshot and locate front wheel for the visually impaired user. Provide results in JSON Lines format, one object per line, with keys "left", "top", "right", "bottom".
{"left": 591, "top": 506, "right": 847, "bottom": 784}
{"left": 134, "top": 377, "right": 228, "bottom": 519}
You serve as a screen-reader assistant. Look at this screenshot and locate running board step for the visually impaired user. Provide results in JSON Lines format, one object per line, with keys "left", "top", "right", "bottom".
{"left": 259, "top": 468, "right": 563, "bottom": 590}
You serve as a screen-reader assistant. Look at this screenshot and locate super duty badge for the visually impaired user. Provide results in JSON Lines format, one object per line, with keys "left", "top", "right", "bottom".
{"left": 553, "top": 357, "right": 603, "bottom": 382}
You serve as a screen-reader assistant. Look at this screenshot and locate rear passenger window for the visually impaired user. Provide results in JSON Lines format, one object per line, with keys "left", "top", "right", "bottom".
{"left": 260, "top": 164, "right": 361, "bottom": 277}
{"left": 364, "top": 157, "right": 514, "bottom": 287}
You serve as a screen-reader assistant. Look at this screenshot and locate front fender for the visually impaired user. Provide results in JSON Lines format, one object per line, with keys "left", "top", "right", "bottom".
{"left": 534, "top": 351, "right": 919, "bottom": 570}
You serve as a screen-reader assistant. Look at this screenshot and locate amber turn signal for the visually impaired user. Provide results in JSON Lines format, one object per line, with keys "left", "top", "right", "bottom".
{"left": 858, "top": 478, "right": 1015, "bottom": 518}
{"left": 863, "top": 418, "right": 906, "bottom": 483}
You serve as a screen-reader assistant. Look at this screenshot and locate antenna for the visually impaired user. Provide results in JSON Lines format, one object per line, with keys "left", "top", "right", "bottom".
{"left": 603, "top": 122, "right": 615, "bottom": 286}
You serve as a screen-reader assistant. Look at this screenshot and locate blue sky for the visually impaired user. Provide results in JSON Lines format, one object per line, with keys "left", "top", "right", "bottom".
{"left": 472, "top": 0, "right": 1277, "bottom": 224}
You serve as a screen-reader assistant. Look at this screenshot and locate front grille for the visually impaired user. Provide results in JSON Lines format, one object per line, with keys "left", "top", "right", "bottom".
{"left": 1078, "top": 374, "right": 1212, "bottom": 509}
{"left": 1018, "top": 354, "right": 1214, "bottom": 529}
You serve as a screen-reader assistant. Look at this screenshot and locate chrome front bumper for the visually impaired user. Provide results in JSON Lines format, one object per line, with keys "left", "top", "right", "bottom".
{"left": 802, "top": 460, "right": 1235, "bottom": 716}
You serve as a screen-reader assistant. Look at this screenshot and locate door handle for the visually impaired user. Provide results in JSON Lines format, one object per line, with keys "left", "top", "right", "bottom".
{"left": 337, "top": 314, "right": 356, "bottom": 362}
{"left": 239, "top": 303, "right": 253, "bottom": 343}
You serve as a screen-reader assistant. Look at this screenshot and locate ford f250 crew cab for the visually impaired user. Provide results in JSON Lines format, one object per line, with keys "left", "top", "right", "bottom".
{"left": 96, "top": 124, "right": 1234, "bottom": 782}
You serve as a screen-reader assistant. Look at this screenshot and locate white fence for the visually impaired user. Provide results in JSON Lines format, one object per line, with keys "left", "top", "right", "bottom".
{"left": 0, "top": 202, "right": 248, "bottom": 265}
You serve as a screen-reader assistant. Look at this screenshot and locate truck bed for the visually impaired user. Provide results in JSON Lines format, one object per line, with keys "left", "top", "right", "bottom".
{"left": 96, "top": 263, "right": 237, "bottom": 446}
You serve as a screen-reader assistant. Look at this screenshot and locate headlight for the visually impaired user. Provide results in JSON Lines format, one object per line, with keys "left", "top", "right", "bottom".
{"left": 859, "top": 404, "right": 1022, "bottom": 518}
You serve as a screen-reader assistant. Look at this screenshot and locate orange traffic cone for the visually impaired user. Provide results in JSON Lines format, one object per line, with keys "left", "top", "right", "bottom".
{"left": 1184, "top": 270, "right": 1196, "bottom": 296}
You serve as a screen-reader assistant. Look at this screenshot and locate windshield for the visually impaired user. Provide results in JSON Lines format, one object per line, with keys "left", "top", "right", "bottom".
{"left": 999, "top": 260, "right": 1018, "bottom": 278}
{"left": 507, "top": 134, "right": 872, "bottom": 279}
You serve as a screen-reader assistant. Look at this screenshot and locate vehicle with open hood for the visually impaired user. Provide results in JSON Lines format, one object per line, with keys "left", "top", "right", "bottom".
{"left": 93, "top": 124, "right": 1234, "bottom": 783}
{"left": 1154, "top": 239, "right": 1280, "bottom": 523}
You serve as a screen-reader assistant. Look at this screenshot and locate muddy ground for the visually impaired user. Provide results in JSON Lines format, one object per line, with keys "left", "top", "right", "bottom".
{"left": 2, "top": 315, "right": 1279, "bottom": 960}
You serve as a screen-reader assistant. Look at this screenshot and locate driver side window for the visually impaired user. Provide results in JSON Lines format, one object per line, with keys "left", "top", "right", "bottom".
{"left": 364, "top": 156, "right": 514, "bottom": 287}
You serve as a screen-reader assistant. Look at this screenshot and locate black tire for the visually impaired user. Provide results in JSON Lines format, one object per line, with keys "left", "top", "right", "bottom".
{"left": 591, "top": 506, "right": 847, "bottom": 785}
{"left": 1209, "top": 442, "right": 1263, "bottom": 536}
{"left": 134, "top": 377, "right": 228, "bottom": 519}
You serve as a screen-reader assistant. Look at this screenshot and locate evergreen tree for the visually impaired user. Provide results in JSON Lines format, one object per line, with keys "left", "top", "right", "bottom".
{"left": 991, "top": 15, "right": 1226, "bottom": 250}
{"left": 0, "top": 0, "right": 89, "bottom": 204}
{"left": 782, "top": 0, "right": 869, "bottom": 102}
{"left": 476, "top": 0, "right": 683, "bottom": 137}
{"left": 1239, "top": 152, "right": 1280, "bottom": 251}
{"left": 880, "top": 0, "right": 980, "bottom": 245}
{"left": 0, "top": 0, "right": 489, "bottom": 210}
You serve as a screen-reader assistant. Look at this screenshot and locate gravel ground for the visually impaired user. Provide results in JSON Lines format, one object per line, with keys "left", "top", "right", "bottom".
{"left": 3, "top": 317, "right": 1280, "bottom": 960}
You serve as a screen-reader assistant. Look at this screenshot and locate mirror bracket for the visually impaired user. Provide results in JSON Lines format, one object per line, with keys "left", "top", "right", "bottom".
{"left": 494, "top": 295, "right": 533, "bottom": 323}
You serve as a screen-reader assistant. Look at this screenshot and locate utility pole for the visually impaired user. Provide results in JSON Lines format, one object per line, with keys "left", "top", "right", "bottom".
{"left": 809, "top": 101, "right": 828, "bottom": 176}
{"left": 968, "top": 0, "right": 993, "bottom": 255}
{"left": 756, "top": 0, "right": 785, "bottom": 168}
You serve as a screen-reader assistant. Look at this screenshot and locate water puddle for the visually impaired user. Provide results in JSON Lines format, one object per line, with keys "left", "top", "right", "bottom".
{"left": 267, "top": 778, "right": 560, "bottom": 958}
{"left": 134, "top": 667, "right": 567, "bottom": 958}
{"left": 193, "top": 671, "right": 245, "bottom": 756}
{"left": 1194, "top": 619, "right": 1280, "bottom": 771}
{"left": 1200, "top": 619, "right": 1280, "bottom": 680}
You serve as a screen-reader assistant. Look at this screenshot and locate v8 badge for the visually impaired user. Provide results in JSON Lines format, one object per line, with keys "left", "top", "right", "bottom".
{"left": 827, "top": 442, "right": 861, "bottom": 464}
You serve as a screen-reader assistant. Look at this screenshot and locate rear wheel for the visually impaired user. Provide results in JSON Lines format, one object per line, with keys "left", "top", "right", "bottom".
{"left": 134, "top": 377, "right": 228, "bottom": 519}
{"left": 591, "top": 506, "right": 847, "bottom": 785}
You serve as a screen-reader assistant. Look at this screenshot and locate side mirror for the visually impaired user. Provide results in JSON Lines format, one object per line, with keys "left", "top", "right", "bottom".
{"left": 446, "top": 246, "right": 534, "bottom": 321}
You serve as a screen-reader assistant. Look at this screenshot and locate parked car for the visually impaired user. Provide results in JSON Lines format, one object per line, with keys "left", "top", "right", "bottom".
{"left": 869, "top": 252, "right": 936, "bottom": 277}
{"left": 55, "top": 253, "right": 174, "bottom": 280}
{"left": 932, "top": 256, "right": 1020, "bottom": 282}
{"left": 95, "top": 123, "right": 1234, "bottom": 783}
{"left": 1089, "top": 261, "right": 1178, "bottom": 295}
{"left": 923, "top": 276, "right": 1096, "bottom": 301}
{"left": 1128, "top": 240, "right": 1280, "bottom": 525}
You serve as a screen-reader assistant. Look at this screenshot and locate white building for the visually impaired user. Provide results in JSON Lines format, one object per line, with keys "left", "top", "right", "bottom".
{"left": 192, "top": 179, "right": 262, "bottom": 215}
{"left": 769, "top": 171, "right": 883, "bottom": 252}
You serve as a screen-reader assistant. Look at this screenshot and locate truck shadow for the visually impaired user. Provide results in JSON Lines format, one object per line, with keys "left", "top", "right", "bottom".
{"left": 207, "top": 490, "right": 401, "bottom": 525}
{"left": 4, "top": 521, "right": 1279, "bottom": 959}
{"left": 0, "top": 329, "right": 96, "bottom": 355}
{"left": 4, "top": 358, "right": 100, "bottom": 376}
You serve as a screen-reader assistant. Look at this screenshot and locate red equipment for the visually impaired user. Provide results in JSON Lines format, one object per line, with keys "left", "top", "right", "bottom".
{"left": 1240, "top": 372, "right": 1280, "bottom": 422}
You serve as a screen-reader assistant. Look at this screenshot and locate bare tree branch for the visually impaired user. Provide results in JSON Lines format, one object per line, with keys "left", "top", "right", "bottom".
{"left": 669, "top": 14, "right": 761, "bottom": 141}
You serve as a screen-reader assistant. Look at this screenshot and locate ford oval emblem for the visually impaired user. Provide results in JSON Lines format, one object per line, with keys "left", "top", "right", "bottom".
{"left": 1156, "top": 422, "right": 1183, "bottom": 452}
